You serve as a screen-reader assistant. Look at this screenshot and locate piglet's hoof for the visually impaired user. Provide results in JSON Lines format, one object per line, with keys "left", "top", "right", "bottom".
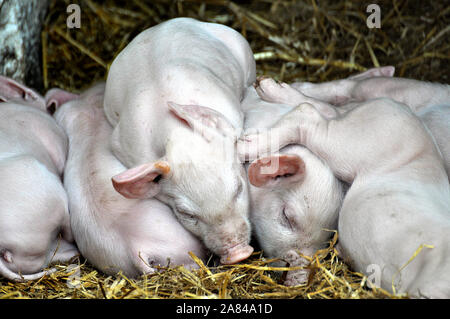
{"left": 253, "top": 75, "right": 273, "bottom": 89}
{"left": 255, "top": 77, "right": 300, "bottom": 105}
{"left": 284, "top": 268, "right": 310, "bottom": 287}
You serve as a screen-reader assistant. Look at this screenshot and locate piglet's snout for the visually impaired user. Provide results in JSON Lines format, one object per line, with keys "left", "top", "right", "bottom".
{"left": 213, "top": 219, "right": 253, "bottom": 264}
{"left": 220, "top": 243, "right": 254, "bottom": 264}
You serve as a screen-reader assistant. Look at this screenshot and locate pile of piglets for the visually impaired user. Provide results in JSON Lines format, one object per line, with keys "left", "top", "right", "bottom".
{"left": 240, "top": 68, "right": 450, "bottom": 298}
{"left": 0, "top": 17, "right": 449, "bottom": 299}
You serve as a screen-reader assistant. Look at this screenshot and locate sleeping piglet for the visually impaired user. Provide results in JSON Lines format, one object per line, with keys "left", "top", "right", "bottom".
{"left": 103, "top": 18, "right": 256, "bottom": 264}
{"left": 291, "top": 66, "right": 450, "bottom": 177}
{"left": 0, "top": 76, "right": 78, "bottom": 281}
{"left": 239, "top": 76, "right": 450, "bottom": 298}
{"left": 241, "top": 86, "right": 343, "bottom": 286}
{"left": 52, "top": 83, "right": 207, "bottom": 277}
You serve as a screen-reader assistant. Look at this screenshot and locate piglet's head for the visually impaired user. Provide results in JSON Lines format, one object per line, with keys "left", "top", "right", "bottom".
{"left": 247, "top": 146, "right": 343, "bottom": 285}
{"left": 0, "top": 157, "right": 79, "bottom": 282}
{"left": 112, "top": 102, "right": 253, "bottom": 265}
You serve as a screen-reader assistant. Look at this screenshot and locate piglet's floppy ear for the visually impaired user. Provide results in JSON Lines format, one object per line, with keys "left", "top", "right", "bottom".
{"left": 168, "top": 101, "right": 236, "bottom": 141}
{"left": 0, "top": 75, "right": 45, "bottom": 108}
{"left": 248, "top": 154, "right": 305, "bottom": 188}
{"left": 112, "top": 161, "right": 170, "bottom": 199}
{"left": 45, "top": 88, "right": 79, "bottom": 114}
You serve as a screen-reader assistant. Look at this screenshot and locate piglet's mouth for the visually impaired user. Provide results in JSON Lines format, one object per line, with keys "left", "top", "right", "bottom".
{"left": 220, "top": 244, "right": 254, "bottom": 264}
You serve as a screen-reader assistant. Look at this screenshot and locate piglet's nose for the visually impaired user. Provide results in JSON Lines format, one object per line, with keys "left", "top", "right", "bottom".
{"left": 220, "top": 244, "right": 254, "bottom": 264}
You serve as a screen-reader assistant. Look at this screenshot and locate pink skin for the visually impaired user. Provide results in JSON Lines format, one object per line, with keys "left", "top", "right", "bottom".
{"left": 289, "top": 66, "right": 396, "bottom": 106}
{"left": 53, "top": 84, "right": 208, "bottom": 277}
{"left": 290, "top": 67, "right": 450, "bottom": 177}
{"left": 0, "top": 77, "right": 78, "bottom": 282}
{"left": 45, "top": 88, "right": 79, "bottom": 114}
{"left": 220, "top": 243, "right": 254, "bottom": 265}
{"left": 240, "top": 86, "right": 343, "bottom": 285}
{"left": 103, "top": 18, "right": 255, "bottom": 264}
{"left": 417, "top": 104, "right": 450, "bottom": 177}
{"left": 0, "top": 76, "right": 46, "bottom": 110}
{"left": 239, "top": 76, "right": 450, "bottom": 298}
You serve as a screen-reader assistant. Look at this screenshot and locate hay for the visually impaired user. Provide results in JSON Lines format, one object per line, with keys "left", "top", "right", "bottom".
{"left": 2, "top": 0, "right": 447, "bottom": 299}
{"left": 41, "top": 0, "right": 450, "bottom": 93}
{"left": 0, "top": 233, "right": 403, "bottom": 299}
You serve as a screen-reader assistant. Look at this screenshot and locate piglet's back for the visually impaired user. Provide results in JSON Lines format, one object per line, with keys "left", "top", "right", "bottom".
{"left": 55, "top": 83, "right": 206, "bottom": 277}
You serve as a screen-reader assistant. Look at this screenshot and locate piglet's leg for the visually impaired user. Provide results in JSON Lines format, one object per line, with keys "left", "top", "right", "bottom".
{"left": 343, "top": 77, "right": 450, "bottom": 113}
{"left": 240, "top": 77, "right": 338, "bottom": 162}
{"left": 290, "top": 66, "right": 395, "bottom": 106}
{"left": 255, "top": 77, "right": 338, "bottom": 119}
{"left": 239, "top": 98, "right": 429, "bottom": 183}
{"left": 293, "top": 69, "right": 449, "bottom": 113}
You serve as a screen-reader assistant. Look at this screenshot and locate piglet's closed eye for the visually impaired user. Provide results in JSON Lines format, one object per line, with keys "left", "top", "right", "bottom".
{"left": 248, "top": 154, "right": 305, "bottom": 188}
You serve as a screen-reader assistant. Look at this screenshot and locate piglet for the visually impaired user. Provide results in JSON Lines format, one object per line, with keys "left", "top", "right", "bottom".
{"left": 103, "top": 18, "right": 255, "bottom": 264}
{"left": 0, "top": 76, "right": 78, "bottom": 281}
{"left": 241, "top": 86, "right": 343, "bottom": 285}
{"left": 52, "top": 83, "right": 208, "bottom": 277}
{"left": 240, "top": 77, "right": 450, "bottom": 298}
{"left": 291, "top": 66, "right": 450, "bottom": 176}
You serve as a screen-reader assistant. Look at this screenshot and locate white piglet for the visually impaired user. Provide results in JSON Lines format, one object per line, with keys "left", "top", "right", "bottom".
{"left": 0, "top": 76, "right": 78, "bottom": 281}
{"left": 52, "top": 83, "right": 208, "bottom": 277}
{"left": 104, "top": 18, "right": 256, "bottom": 264}
{"left": 240, "top": 76, "right": 450, "bottom": 298}
{"left": 241, "top": 86, "right": 343, "bottom": 286}
{"left": 291, "top": 66, "right": 450, "bottom": 177}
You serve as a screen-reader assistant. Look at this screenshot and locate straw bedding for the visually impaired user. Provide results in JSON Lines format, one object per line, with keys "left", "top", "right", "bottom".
{"left": 1, "top": 0, "right": 448, "bottom": 299}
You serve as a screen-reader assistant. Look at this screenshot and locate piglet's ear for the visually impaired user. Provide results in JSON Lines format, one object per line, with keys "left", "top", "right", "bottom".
{"left": 248, "top": 154, "right": 305, "bottom": 188}
{"left": 168, "top": 101, "right": 236, "bottom": 141}
{"left": 0, "top": 75, "right": 45, "bottom": 108}
{"left": 45, "top": 88, "right": 79, "bottom": 114}
{"left": 348, "top": 66, "right": 395, "bottom": 80}
{"left": 112, "top": 161, "right": 170, "bottom": 199}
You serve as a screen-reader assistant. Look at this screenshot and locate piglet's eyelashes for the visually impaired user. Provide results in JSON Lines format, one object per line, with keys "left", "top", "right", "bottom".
{"left": 281, "top": 206, "right": 296, "bottom": 231}
{"left": 176, "top": 208, "right": 196, "bottom": 220}
{"left": 174, "top": 206, "right": 200, "bottom": 226}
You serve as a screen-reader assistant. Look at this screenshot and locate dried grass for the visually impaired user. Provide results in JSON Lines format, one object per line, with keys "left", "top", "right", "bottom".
{"left": 0, "top": 233, "right": 404, "bottom": 299}
{"left": 2, "top": 0, "right": 447, "bottom": 299}
{"left": 41, "top": 0, "right": 449, "bottom": 93}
